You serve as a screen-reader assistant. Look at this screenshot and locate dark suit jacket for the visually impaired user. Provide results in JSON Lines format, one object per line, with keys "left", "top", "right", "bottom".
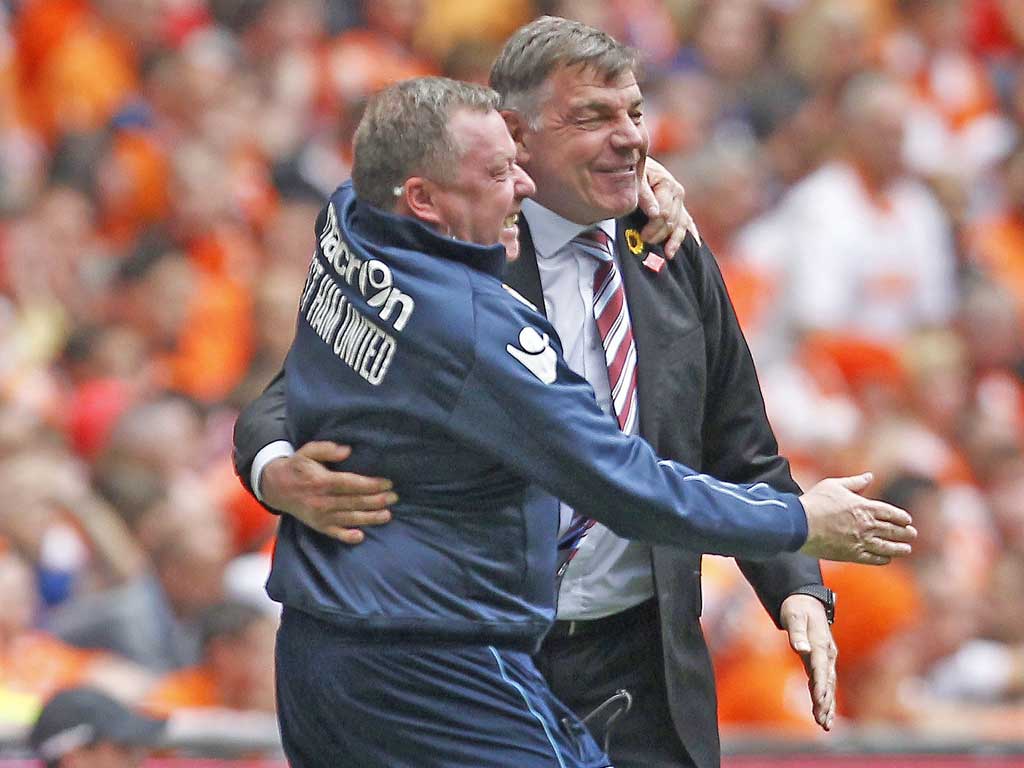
{"left": 232, "top": 212, "right": 823, "bottom": 768}
{"left": 508, "top": 213, "right": 822, "bottom": 767}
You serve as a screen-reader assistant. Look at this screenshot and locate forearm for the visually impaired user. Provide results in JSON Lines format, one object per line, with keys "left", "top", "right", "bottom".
{"left": 233, "top": 370, "right": 290, "bottom": 495}
{"left": 737, "top": 552, "right": 823, "bottom": 626}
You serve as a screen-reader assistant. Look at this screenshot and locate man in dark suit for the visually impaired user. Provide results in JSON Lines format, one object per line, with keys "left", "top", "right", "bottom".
{"left": 235, "top": 17, "right": 853, "bottom": 768}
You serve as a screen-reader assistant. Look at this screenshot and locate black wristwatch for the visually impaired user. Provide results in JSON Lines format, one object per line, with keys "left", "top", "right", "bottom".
{"left": 789, "top": 585, "right": 836, "bottom": 624}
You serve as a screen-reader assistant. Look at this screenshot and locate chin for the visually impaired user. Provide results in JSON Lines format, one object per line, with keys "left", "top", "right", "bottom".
{"left": 595, "top": 196, "right": 639, "bottom": 220}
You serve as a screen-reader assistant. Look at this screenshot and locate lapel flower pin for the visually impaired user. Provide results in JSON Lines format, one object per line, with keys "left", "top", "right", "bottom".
{"left": 624, "top": 228, "right": 665, "bottom": 273}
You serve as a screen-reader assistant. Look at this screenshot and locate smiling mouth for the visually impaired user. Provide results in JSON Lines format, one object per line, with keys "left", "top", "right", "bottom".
{"left": 595, "top": 163, "right": 637, "bottom": 175}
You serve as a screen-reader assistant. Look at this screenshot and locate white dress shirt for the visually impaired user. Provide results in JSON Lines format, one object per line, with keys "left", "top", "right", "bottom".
{"left": 521, "top": 198, "right": 655, "bottom": 621}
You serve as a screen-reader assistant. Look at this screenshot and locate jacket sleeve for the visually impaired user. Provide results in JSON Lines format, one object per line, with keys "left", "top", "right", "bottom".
{"left": 232, "top": 369, "right": 289, "bottom": 497}
{"left": 689, "top": 237, "right": 823, "bottom": 625}
{"left": 444, "top": 283, "right": 809, "bottom": 561}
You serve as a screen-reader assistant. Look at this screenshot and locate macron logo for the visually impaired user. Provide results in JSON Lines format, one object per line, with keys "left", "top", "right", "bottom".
{"left": 507, "top": 327, "right": 557, "bottom": 384}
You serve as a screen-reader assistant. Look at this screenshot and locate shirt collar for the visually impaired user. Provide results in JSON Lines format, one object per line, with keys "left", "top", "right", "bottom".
{"left": 521, "top": 198, "right": 617, "bottom": 260}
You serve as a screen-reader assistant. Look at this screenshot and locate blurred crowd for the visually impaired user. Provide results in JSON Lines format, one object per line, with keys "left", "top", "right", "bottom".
{"left": 0, "top": 0, "right": 1022, "bottom": 750}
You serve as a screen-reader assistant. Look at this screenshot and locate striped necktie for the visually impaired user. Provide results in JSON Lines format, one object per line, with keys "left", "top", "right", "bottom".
{"left": 557, "top": 227, "right": 639, "bottom": 576}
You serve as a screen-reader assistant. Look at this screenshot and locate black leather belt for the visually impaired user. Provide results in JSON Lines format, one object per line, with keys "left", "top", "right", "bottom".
{"left": 546, "top": 598, "right": 657, "bottom": 640}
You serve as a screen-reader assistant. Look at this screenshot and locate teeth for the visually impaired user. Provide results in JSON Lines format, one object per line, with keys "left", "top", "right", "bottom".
{"left": 503, "top": 213, "right": 519, "bottom": 227}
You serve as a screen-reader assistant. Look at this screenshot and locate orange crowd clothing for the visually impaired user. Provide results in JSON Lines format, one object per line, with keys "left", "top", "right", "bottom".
{"left": 414, "top": 0, "right": 534, "bottom": 61}
{"left": 969, "top": 213, "right": 1024, "bottom": 309}
{"left": 209, "top": 460, "right": 277, "bottom": 554}
{"left": 716, "top": 645, "right": 819, "bottom": 736}
{"left": 16, "top": 0, "right": 137, "bottom": 140}
{"left": 0, "top": 631, "right": 103, "bottom": 723}
{"left": 821, "top": 560, "right": 923, "bottom": 715}
{"left": 144, "top": 666, "right": 219, "bottom": 716}
{"left": 99, "top": 131, "right": 172, "bottom": 247}
{"left": 160, "top": 271, "right": 253, "bottom": 404}
{"left": 706, "top": 558, "right": 820, "bottom": 735}
{"left": 321, "top": 30, "right": 436, "bottom": 111}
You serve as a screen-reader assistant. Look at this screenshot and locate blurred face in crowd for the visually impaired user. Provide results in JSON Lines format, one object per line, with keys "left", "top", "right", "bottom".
{"left": 848, "top": 82, "right": 907, "bottom": 185}
{"left": 144, "top": 483, "right": 230, "bottom": 619}
{"left": 909, "top": 0, "right": 967, "bottom": 50}
{"left": 208, "top": 615, "right": 279, "bottom": 712}
{"left": 509, "top": 64, "right": 648, "bottom": 225}
{"left": 1004, "top": 148, "right": 1024, "bottom": 213}
{"left": 696, "top": 0, "right": 766, "bottom": 80}
{"left": 0, "top": 552, "right": 35, "bottom": 639}
{"left": 417, "top": 107, "right": 536, "bottom": 261}
{"left": 365, "top": 0, "right": 424, "bottom": 43}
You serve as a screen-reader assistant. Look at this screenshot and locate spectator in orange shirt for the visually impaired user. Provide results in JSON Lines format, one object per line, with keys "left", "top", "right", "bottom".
{"left": 115, "top": 238, "right": 253, "bottom": 404}
{"left": 145, "top": 600, "right": 277, "bottom": 716}
{"left": 969, "top": 146, "right": 1024, "bottom": 310}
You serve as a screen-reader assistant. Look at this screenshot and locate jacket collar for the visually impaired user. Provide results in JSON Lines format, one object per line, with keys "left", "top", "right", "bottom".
{"left": 338, "top": 182, "right": 507, "bottom": 279}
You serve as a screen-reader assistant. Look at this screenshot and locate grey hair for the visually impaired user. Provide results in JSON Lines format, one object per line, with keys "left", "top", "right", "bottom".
{"left": 489, "top": 16, "right": 639, "bottom": 123}
{"left": 352, "top": 76, "right": 500, "bottom": 210}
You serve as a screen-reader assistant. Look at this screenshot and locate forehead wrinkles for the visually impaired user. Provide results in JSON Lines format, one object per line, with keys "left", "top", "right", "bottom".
{"left": 551, "top": 67, "right": 641, "bottom": 111}
{"left": 450, "top": 111, "right": 515, "bottom": 164}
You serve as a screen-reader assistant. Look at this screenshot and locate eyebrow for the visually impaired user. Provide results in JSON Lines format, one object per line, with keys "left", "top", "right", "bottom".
{"left": 487, "top": 154, "right": 515, "bottom": 171}
{"left": 571, "top": 98, "right": 645, "bottom": 114}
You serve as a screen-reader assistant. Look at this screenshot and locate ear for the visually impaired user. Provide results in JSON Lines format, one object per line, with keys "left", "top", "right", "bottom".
{"left": 400, "top": 177, "right": 445, "bottom": 228}
{"left": 501, "top": 110, "right": 532, "bottom": 165}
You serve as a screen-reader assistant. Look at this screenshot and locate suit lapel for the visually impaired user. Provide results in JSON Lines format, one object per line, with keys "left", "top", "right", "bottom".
{"left": 502, "top": 218, "right": 546, "bottom": 315}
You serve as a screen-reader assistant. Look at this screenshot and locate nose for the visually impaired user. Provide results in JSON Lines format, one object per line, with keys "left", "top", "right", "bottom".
{"left": 610, "top": 113, "right": 647, "bottom": 153}
{"left": 513, "top": 164, "right": 536, "bottom": 199}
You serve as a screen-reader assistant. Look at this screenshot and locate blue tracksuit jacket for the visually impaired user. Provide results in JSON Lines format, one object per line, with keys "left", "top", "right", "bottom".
{"left": 273, "top": 182, "right": 807, "bottom": 653}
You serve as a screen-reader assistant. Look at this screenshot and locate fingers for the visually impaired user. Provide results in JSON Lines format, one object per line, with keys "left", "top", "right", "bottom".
{"left": 870, "top": 521, "right": 917, "bottom": 543}
{"left": 652, "top": 176, "right": 680, "bottom": 222}
{"left": 821, "top": 693, "right": 836, "bottom": 732}
{"left": 329, "top": 509, "right": 393, "bottom": 527}
{"left": 637, "top": 175, "right": 660, "bottom": 220}
{"left": 866, "top": 538, "right": 913, "bottom": 558}
{"left": 855, "top": 552, "right": 892, "bottom": 566}
{"left": 869, "top": 501, "right": 913, "bottom": 527}
{"left": 324, "top": 472, "right": 395, "bottom": 497}
{"left": 639, "top": 217, "right": 670, "bottom": 246}
{"left": 834, "top": 472, "right": 873, "bottom": 493}
{"left": 806, "top": 623, "right": 837, "bottom": 730}
{"left": 791, "top": 610, "right": 836, "bottom": 730}
{"left": 297, "top": 441, "right": 353, "bottom": 463}
{"left": 639, "top": 195, "right": 689, "bottom": 258}
{"left": 315, "top": 489, "right": 397, "bottom": 514}
{"left": 787, "top": 612, "right": 811, "bottom": 655}
{"left": 808, "top": 641, "right": 831, "bottom": 710}
{"left": 326, "top": 526, "right": 367, "bottom": 545}
{"left": 319, "top": 509, "right": 394, "bottom": 544}
{"left": 663, "top": 209, "right": 688, "bottom": 259}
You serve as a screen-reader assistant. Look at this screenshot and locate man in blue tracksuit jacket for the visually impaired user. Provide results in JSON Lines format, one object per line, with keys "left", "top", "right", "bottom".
{"left": 271, "top": 78, "right": 909, "bottom": 768}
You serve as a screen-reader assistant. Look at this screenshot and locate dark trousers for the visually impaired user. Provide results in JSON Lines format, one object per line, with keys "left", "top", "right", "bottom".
{"left": 534, "top": 600, "right": 697, "bottom": 768}
{"left": 276, "top": 607, "right": 609, "bottom": 768}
